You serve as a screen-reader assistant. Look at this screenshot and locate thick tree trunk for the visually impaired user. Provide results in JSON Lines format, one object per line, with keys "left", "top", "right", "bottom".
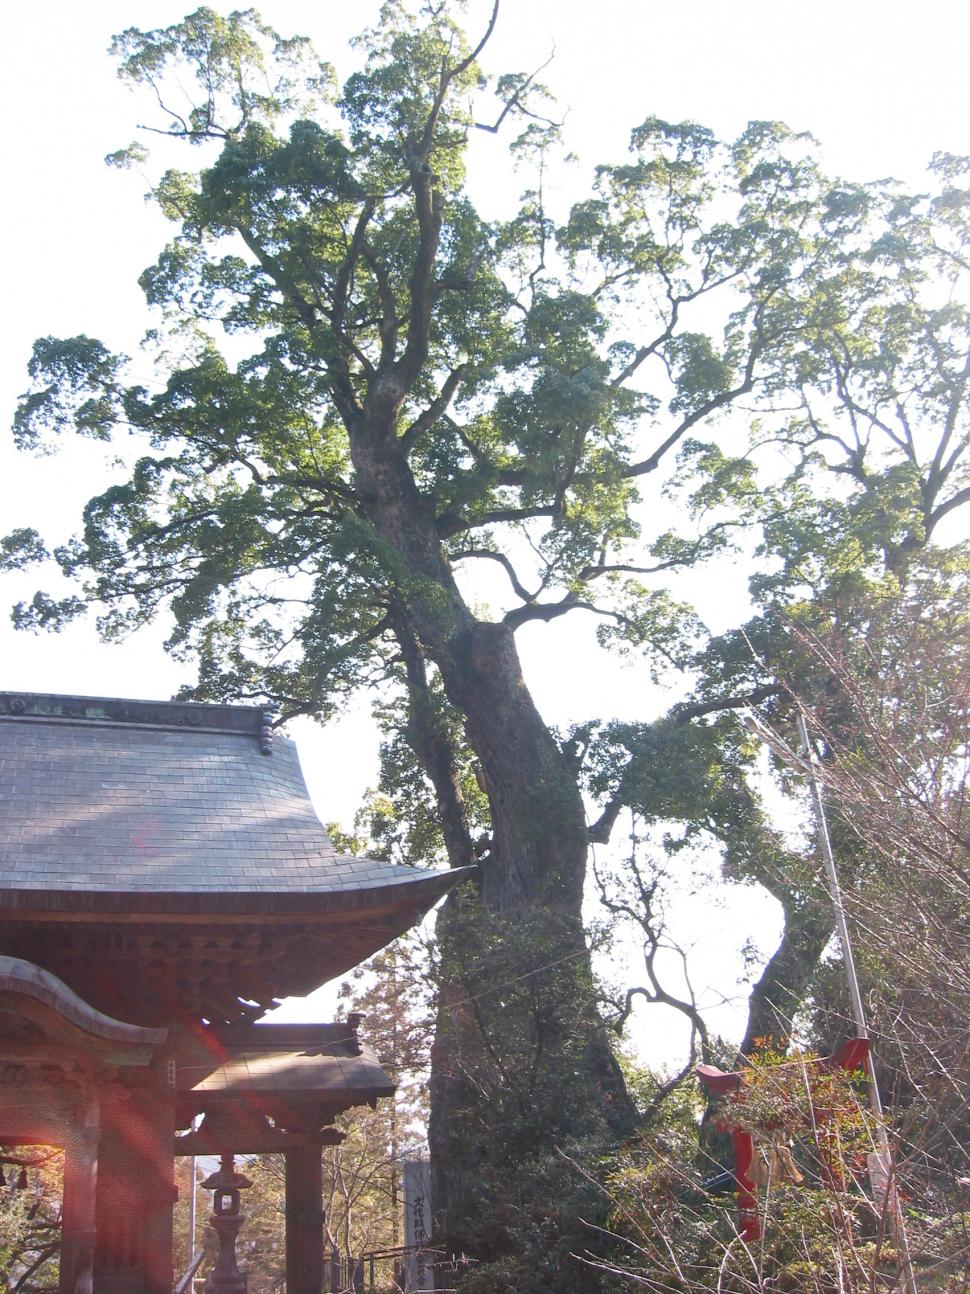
{"left": 349, "top": 412, "right": 636, "bottom": 1273}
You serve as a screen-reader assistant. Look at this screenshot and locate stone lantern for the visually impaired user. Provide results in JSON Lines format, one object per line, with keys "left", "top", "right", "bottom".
{"left": 202, "top": 1154, "right": 253, "bottom": 1294}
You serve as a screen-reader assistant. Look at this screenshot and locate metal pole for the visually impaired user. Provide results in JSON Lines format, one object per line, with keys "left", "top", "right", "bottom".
{"left": 188, "top": 1155, "right": 197, "bottom": 1262}
{"left": 796, "top": 718, "right": 873, "bottom": 1072}
{"left": 796, "top": 712, "right": 918, "bottom": 1294}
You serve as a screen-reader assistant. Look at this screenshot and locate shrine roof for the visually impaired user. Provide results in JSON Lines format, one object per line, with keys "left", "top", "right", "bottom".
{"left": 177, "top": 1022, "right": 395, "bottom": 1133}
{"left": 0, "top": 690, "right": 469, "bottom": 914}
{"left": 184, "top": 1021, "right": 395, "bottom": 1101}
{"left": 188, "top": 1046, "right": 394, "bottom": 1099}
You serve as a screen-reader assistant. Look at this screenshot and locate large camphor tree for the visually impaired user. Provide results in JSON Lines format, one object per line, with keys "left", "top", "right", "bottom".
{"left": 7, "top": 1, "right": 970, "bottom": 1279}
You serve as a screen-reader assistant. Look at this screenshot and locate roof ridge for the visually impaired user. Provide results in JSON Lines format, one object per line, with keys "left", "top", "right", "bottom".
{"left": 0, "top": 690, "right": 275, "bottom": 752}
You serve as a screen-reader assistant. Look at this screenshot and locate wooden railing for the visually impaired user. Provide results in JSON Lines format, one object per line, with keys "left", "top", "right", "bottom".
{"left": 172, "top": 1242, "right": 446, "bottom": 1293}
{"left": 350, "top": 1244, "right": 449, "bottom": 1293}
{"left": 172, "top": 1247, "right": 205, "bottom": 1294}
{"left": 327, "top": 1247, "right": 363, "bottom": 1293}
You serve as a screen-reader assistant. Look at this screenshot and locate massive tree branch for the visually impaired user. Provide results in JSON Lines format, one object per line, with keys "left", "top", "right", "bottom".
{"left": 333, "top": 202, "right": 375, "bottom": 332}
{"left": 361, "top": 239, "right": 400, "bottom": 369}
{"left": 396, "top": 4, "right": 500, "bottom": 391}
{"left": 398, "top": 169, "right": 443, "bottom": 390}
{"left": 621, "top": 336, "right": 765, "bottom": 479}
{"left": 670, "top": 685, "right": 783, "bottom": 726}
{"left": 928, "top": 483, "right": 970, "bottom": 534}
{"left": 401, "top": 365, "right": 467, "bottom": 453}
{"left": 436, "top": 504, "right": 556, "bottom": 538}
{"left": 233, "top": 223, "right": 364, "bottom": 422}
{"left": 740, "top": 900, "right": 833, "bottom": 1054}
{"left": 927, "top": 348, "right": 970, "bottom": 493}
{"left": 451, "top": 548, "right": 539, "bottom": 603}
{"left": 587, "top": 797, "right": 626, "bottom": 848}
{"left": 503, "top": 592, "right": 599, "bottom": 630}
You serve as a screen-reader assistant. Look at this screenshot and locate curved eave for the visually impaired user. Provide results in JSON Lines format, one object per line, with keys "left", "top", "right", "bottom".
{"left": 0, "top": 865, "right": 476, "bottom": 919}
{"left": 0, "top": 955, "right": 167, "bottom": 1064}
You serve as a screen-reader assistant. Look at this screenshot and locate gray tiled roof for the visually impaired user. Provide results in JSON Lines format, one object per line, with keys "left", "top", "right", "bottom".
{"left": 0, "top": 692, "right": 461, "bottom": 903}
{"left": 186, "top": 1044, "right": 395, "bottom": 1098}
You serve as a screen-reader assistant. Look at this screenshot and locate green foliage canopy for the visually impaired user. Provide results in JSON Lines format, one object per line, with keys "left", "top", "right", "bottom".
{"left": 9, "top": 7, "right": 970, "bottom": 736}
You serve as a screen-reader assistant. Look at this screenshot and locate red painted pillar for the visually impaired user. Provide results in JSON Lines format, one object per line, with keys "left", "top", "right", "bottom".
{"left": 731, "top": 1130, "right": 761, "bottom": 1242}
{"left": 286, "top": 1135, "right": 324, "bottom": 1294}
{"left": 60, "top": 1093, "right": 99, "bottom": 1294}
{"left": 138, "top": 1092, "right": 177, "bottom": 1294}
{"left": 95, "top": 1085, "right": 176, "bottom": 1294}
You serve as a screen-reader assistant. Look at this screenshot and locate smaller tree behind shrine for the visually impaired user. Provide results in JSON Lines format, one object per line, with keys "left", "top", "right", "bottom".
{"left": 329, "top": 803, "right": 438, "bottom": 1267}
{"left": 336, "top": 945, "right": 433, "bottom": 1255}
{"left": 0, "top": 1149, "right": 62, "bottom": 1294}
{"left": 207, "top": 938, "right": 433, "bottom": 1292}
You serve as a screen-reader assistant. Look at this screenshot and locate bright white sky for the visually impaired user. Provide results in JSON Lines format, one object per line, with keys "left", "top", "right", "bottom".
{"left": 1, "top": 0, "right": 968, "bottom": 1065}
